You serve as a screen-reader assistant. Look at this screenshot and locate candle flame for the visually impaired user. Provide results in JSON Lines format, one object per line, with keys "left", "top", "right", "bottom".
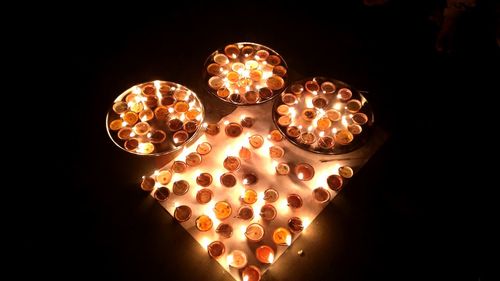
{"left": 307, "top": 125, "right": 313, "bottom": 132}
{"left": 319, "top": 131, "right": 325, "bottom": 137}
{"left": 267, "top": 134, "right": 271, "bottom": 139}
{"left": 268, "top": 252, "right": 274, "bottom": 263}
{"left": 132, "top": 86, "right": 141, "bottom": 94}
{"left": 121, "top": 121, "right": 128, "bottom": 127}
{"left": 305, "top": 97, "right": 313, "bottom": 108}
{"left": 202, "top": 122, "right": 208, "bottom": 129}
{"left": 173, "top": 137, "right": 179, "bottom": 144}
{"left": 241, "top": 114, "right": 246, "bottom": 120}
{"left": 342, "top": 116, "right": 348, "bottom": 127}
{"left": 153, "top": 170, "right": 160, "bottom": 176}
{"left": 337, "top": 94, "right": 341, "bottom": 99}
{"left": 334, "top": 103, "right": 341, "bottom": 110}
{"left": 201, "top": 237, "right": 211, "bottom": 248}
{"left": 168, "top": 107, "right": 174, "bottom": 113}
{"left": 223, "top": 120, "right": 229, "bottom": 125}
{"left": 286, "top": 235, "right": 292, "bottom": 246}
{"left": 243, "top": 276, "right": 249, "bottom": 281}
{"left": 242, "top": 178, "right": 248, "bottom": 185}
{"left": 153, "top": 80, "right": 161, "bottom": 89}
{"left": 120, "top": 113, "right": 125, "bottom": 118}
{"left": 298, "top": 125, "right": 303, "bottom": 130}
{"left": 174, "top": 201, "right": 180, "bottom": 208}
{"left": 332, "top": 127, "right": 337, "bottom": 134}
{"left": 147, "top": 133, "right": 152, "bottom": 138}
{"left": 129, "top": 132, "right": 135, "bottom": 138}
{"left": 303, "top": 217, "right": 311, "bottom": 229}
{"left": 298, "top": 173, "right": 304, "bottom": 180}
{"left": 227, "top": 254, "right": 233, "bottom": 266}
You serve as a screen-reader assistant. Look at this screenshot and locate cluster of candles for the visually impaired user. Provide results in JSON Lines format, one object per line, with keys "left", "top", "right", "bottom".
{"left": 275, "top": 78, "right": 370, "bottom": 152}
{"left": 140, "top": 114, "right": 356, "bottom": 281}
{"left": 107, "top": 81, "right": 203, "bottom": 155}
{"left": 205, "top": 43, "right": 288, "bottom": 105}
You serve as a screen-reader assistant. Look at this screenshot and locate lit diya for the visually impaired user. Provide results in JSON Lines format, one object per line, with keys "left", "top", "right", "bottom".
{"left": 256, "top": 245, "right": 275, "bottom": 264}
{"left": 294, "top": 163, "right": 315, "bottom": 181}
{"left": 269, "top": 129, "right": 283, "bottom": 141}
{"left": 196, "top": 142, "right": 212, "bottom": 155}
{"left": 327, "top": 174, "right": 344, "bottom": 191}
{"left": 225, "top": 122, "right": 243, "bottom": 137}
{"left": 172, "top": 180, "right": 189, "bottom": 195}
{"left": 214, "top": 201, "right": 232, "bottom": 220}
{"left": 241, "top": 116, "right": 254, "bottom": 128}
{"left": 269, "top": 146, "right": 285, "bottom": 159}
{"left": 153, "top": 187, "right": 170, "bottom": 202}
{"left": 312, "top": 187, "right": 331, "bottom": 203}
{"left": 220, "top": 172, "right": 237, "bottom": 187}
{"left": 140, "top": 176, "right": 156, "bottom": 191}
{"left": 276, "top": 162, "right": 290, "bottom": 175}
{"left": 237, "top": 205, "right": 254, "bottom": 220}
{"left": 242, "top": 189, "right": 258, "bottom": 204}
{"left": 242, "top": 173, "right": 258, "bottom": 185}
{"left": 216, "top": 223, "right": 233, "bottom": 238}
{"left": 205, "top": 123, "right": 220, "bottom": 135}
{"left": 223, "top": 156, "right": 241, "bottom": 171}
{"left": 287, "top": 194, "right": 303, "bottom": 209}
{"left": 156, "top": 169, "right": 172, "bottom": 185}
{"left": 242, "top": 266, "right": 261, "bottom": 281}
{"left": 207, "top": 241, "right": 225, "bottom": 259}
{"left": 273, "top": 227, "right": 292, "bottom": 245}
{"left": 249, "top": 134, "right": 264, "bottom": 148}
{"left": 195, "top": 215, "right": 213, "bottom": 231}
{"left": 288, "top": 217, "right": 304, "bottom": 233}
{"left": 205, "top": 42, "right": 288, "bottom": 105}
{"left": 339, "top": 166, "right": 354, "bottom": 178}
{"left": 228, "top": 250, "right": 247, "bottom": 269}
{"left": 260, "top": 204, "right": 277, "bottom": 221}
{"left": 245, "top": 223, "right": 264, "bottom": 242}
{"left": 263, "top": 188, "right": 279, "bottom": 203}
{"left": 174, "top": 205, "right": 192, "bottom": 222}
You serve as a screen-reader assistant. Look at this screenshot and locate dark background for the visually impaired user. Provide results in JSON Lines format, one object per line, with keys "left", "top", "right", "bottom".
{"left": 26, "top": 1, "right": 497, "bottom": 280}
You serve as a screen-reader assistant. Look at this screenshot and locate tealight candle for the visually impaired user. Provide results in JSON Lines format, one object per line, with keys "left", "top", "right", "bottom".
{"left": 242, "top": 45, "right": 255, "bottom": 57}
{"left": 242, "top": 266, "right": 261, "bottom": 281}
{"left": 276, "top": 162, "right": 290, "bottom": 175}
{"left": 239, "top": 146, "right": 252, "bottom": 160}
{"left": 237, "top": 205, "right": 254, "bottom": 220}
{"left": 129, "top": 101, "right": 144, "bottom": 113}
{"left": 125, "top": 93, "right": 137, "bottom": 103}
{"left": 208, "top": 76, "right": 224, "bottom": 89}
{"left": 196, "top": 189, "right": 213, "bottom": 204}
{"left": 154, "top": 106, "right": 169, "bottom": 121}
{"left": 260, "top": 204, "right": 277, "bottom": 221}
{"left": 140, "top": 142, "right": 155, "bottom": 154}
{"left": 321, "top": 81, "right": 336, "bottom": 94}
{"left": 305, "top": 80, "right": 320, "bottom": 93}
{"left": 214, "top": 201, "right": 232, "bottom": 220}
{"left": 264, "top": 188, "right": 279, "bottom": 203}
{"left": 242, "top": 173, "right": 258, "bottom": 185}
{"left": 278, "top": 115, "right": 292, "bottom": 127}
{"left": 218, "top": 173, "right": 236, "bottom": 188}
{"left": 245, "top": 223, "right": 264, "bottom": 242}
{"left": 228, "top": 250, "right": 247, "bottom": 269}
{"left": 282, "top": 93, "right": 297, "bottom": 105}
{"left": 231, "top": 62, "right": 245, "bottom": 72}
{"left": 174, "top": 205, "right": 192, "bottom": 222}
{"left": 171, "top": 160, "right": 188, "bottom": 173}
{"left": 153, "top": 186, "right": 170, "bottom": 202}
{"left": 186, "top": 152, "right": 202, "bottom": 166}
{"left": 216, "top": 223, "right": 233, "bottom": 238}
{"left": 223, "top": 156, "right": 241, "bottom": 171}
{"left": 173, "top": 180, "right": 190, "bottom": 195}
{"left": 294, "top": 163, "right": 314, "bottom": 181}
{"left": 225, "top": 122, "right": 243, "bottom": 138}
{"left": 238, "top": 117, "right": 253, "bottom": 129}
{"left": 273, "top": 227, "right": 291, "bottom": 245}
{"left": 123, "top": 111, "right": 138, "bottom": 125}
{"left": 258, "top": 87, "right": 273, "bottom": 100}
{"left": 208, "top": 241, "right": 225, "bottom": 259}
{"left": 113, "top": 101, "right": 128, "bottom": 114}
{"left": 167, "top": 118, "right": 183, "bottom": 131}
{"left": 196, "top": 172, "right": 213, "bottom": 187}
{"left": 196, "top": 142, "right": 212, "bottom": 155}
{"left": 269, "top": 129, "right": 283, "bottom": 142}
{"left": 149, "top": 130, "right": 166, "bottom": 143}
{"left": 288, "top": 217, "right": 304, "bottom": 233}
{"left": 156, "top": 169, "right": 172, "bottom": 185}
{"left": 140, "top": 176, "right": 156, "bottom": 191}
{"left": 318, "top": 136, "right": 335, "bottom": 149}
{"left": 242, "top": 189, "right": 258, "bottom": 204}
{"left": 118, "top": 127, "right": 133, "bottom": 140}
{"left": 286, "top": 126, "right": 300, "bottom": 138}
{"left": 269, "top": 146, "right": 285, "bottom": 159}
{"left": 326, "top": 109, "right": 341, "bottom": 121}
{"left": 256, "top": 245, "right": 275, "bottom": 264}
{"left": 195, "top": 215, "right": 213, "bottom": 231}
{"left": 124, "top": 138, "right": 139, "bottom": 151}
{"left": 352, "top": 112, "right": 368, "bottom": 125}
{"left": 312, "top": 187, "right": 331, "bottom": 203}
{"left": 327, "top": 174, "right": 344, "bottom": 191}
{"left": 348, "top": 124, "right": 363, "bottom": 135}
{"left": 346, "top": 99, "right": 362, "bottom": 113}
{"left": 338, "top": 88, "right": 352, "bottom": 101}
{"left": 335, "top": 129, "right": 354, "bottom": 145}
{"left": 338, "top": 166, "right": 354, "bottom": 178}
{"left": 205, "top": 123, "right": 220, "bottom": 135}
{"left": 287, "top": 194, "right": 303, "bottom": 209}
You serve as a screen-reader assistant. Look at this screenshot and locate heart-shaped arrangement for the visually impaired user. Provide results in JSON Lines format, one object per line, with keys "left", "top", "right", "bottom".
{"left": 140, "top": 100, "right": 382, "bottom": 281}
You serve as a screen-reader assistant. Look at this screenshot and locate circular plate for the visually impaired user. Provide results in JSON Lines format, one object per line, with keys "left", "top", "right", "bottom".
{"left": 272, "top": 77, "right": 374, "bottom": 155}
{"left": 106, "top": 80, "right": 205, "bottom": 156}
{"left": 202, "top": 42, "right": 289, "bottom": 106}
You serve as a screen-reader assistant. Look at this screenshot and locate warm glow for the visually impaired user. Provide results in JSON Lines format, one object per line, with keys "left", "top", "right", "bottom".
{"left": 239, "top": 225, "right": 247, "bottom": 240}
{"left": 286, "top": 235, "right": 292, "bottom": 246}
{"left": 307, "top": 125, "right": 313, "bottom": 132}
{"left": 129, "top": 132, "right": 136, "bottom": 138}
{"left": 242, "top": 178, "right": 248, "bottom": 185}
{"left": 147, "top": 133, "right": 152, "bottom": 138}
{"left": 268, "top": 252, "right": 274, "bottom": 263}
{"left": 202, "top": 122, "right": 208, "bottom": 129}
{"left": 278, "top": 198, "right": 289, "bottom": 213}
{"left": 227, "top": 254, "right": 233, "bottom": 267}
{"left": 174, "top": 201, "right": 180, "bottom": 208}
{"left": 168, "top": 107, "right": 175, "bottom": 113}
{"left": 341, "top": 116, "right": 348, "bottom": 128}
{"left": 331, "top": 127, "right": 337, "bottom": 134}
{"left": 132, "top": 86, "right": 141, "bottom": 94}
{"left": 298, "top": 172, "right": 304, "bottom": 180}
{"left": 121, "top": 121, "right": 127, "bottom": 127}
{"left": 334, "top": 102, "right": 342, "bottom": 110}
{"left": 241, "top": 114, "right": 246, "bottom": 120}
{"left": 243, "top": 276, "right": 249, "bottom": 281}
{"left": 223, "top": 120, "right": 230, "bottom": 126}
{"left": 200, "top": 237, "right": 211, "bottom": 248}
{"left": 319, "top": 131, "right": 325, "bottom": 137}
{"left": 305, "top": 97, "right": 313, "bottom": 108}
{"left": 153, "top": 80, "right": 161, "bottom": 89}
{"left": 173, "top": 138, "right": 179, "bottom": 144}
{"left": 303, "top": 217, "right": 311, "bottom": 229}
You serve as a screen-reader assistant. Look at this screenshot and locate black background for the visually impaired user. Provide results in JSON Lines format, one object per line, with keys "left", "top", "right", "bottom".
{"left": 24, "top": 1, "right": 497, "bottom": 280}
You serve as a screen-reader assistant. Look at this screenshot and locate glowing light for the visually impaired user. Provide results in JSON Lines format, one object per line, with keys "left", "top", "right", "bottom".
{"left": 242, "top": 178, "right": 249, "bottom": 185}
{"left": 349, "top": 114, "right": 353, "bottom": 118}
{"left": 173, "top": 138, "right": 179, "bottom": 144}
{"left": 334, "top": 103, "right": 342, "bottom": 110}
{"left": 132, "top": 86, "right": 141, "bottom": 94}
{"left": 168, "top": 107, "right": 174, "bottom": 113}
{"left": 153, "top": 80, "right": 161, "bottom": 89}
{"left": 289, "top": 107, "right": 297, "bottom": 118}
{"left": 200, "top": 237, "right": 211, "bottom": 248}
{"left": 337, "top": 94, "right": 341, "bottom": 99}
{"left": 243, "top": 276, "right": 249, "bottom": 281}
{"left": 298, "top": 173, "right": 304, "bottom": 180}
{"left": 307, "top": 125, "right": 313, "bottom": 132}
{"left": 268, "top": 252, "right": 274, "bottom": 263}
{"left": 303, "top": 217, "right": 311, "bottom": 229}
{"left": 223, "top": 120, "right": 230, "bottom": 126}
{"left": 332, "top": 127, "right": 337, "bottom": 134}
{"left": 286, "top": 235, "right": 292, "bottom": 246}
{"left": 227, "top": 254, "right": 233, "bottom": 267}
{"left": 202, "top": 122, "right": 208, "bottom": 129}
{"left": 120, "top": 113, "right": 125, "bottom": 118}
{"left": 278, "top": 198, "right": 289, "bottom": 212}
{"left": 174, "top": 201, "right": 180, "bottom": 208}
{"left": 305, "top": 97, "right": 313, "bottom": 108}
{"left": 267, "top": 134, "right": 271, "bottom": 139}
{"left": 298, "top": 125, "right": 303, "bottom": 130}
{"left": 319, "top": 131, "right": 325, "bottom": 137}
{"left": 153, "top": 170, "right": 160, "bottom": 176}
{"left": 179, "top": 113, "right": 185, "bottom": 122}
{"left": 342, "top": 116, "right": 348, "bottom": 127}
{"left": 121, "top": 121, "right": 127, "bottom": 127}
{"left": 129, "top": 132, "right": 136, "bottom": 138}
{"left": 241, "top": 115, "right": 246, "bottom": 120}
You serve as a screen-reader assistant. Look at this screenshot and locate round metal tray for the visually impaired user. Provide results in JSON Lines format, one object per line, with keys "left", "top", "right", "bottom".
{"left": 202, "top": 42, "right": 289, "bottom": 106}
{"left": 272, "top": 77, "right": 374, "bottom": 155}
{"left": 106, "top": 80, "right": 205, "bottom": 156}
